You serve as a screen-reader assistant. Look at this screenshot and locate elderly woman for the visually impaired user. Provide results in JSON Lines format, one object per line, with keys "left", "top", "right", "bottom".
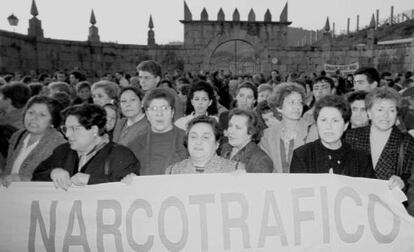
{"left": 290, "top": 95, "right": 375, "bottom": 178}
{"left": 166, "top": 116, "right": 244, "bottom": 174}
{"left": 32, "top": 104, "right": 140, "bottom": 190}
{"left": 91, "top": 80, "right": 119, "bottom": 106}
{"left": 259, "top": 82, "right": 318, "bottom": 173}
{"left": 175, "top": 81, "right": 218, "bottom": 130}
{"left": 1, "top": 96, "right": 66, "bottom": 186}
{"left": 113, "top": 86, "right": 149, "bottom": 146}
{"left": 220, "top": 109, "right": 273, "bottom": 173}
{"left": 345, "top": 87, "right": 414, "bottom": 189}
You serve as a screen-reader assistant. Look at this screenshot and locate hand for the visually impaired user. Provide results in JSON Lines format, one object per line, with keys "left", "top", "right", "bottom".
{"left": 70, "top": 173, "right": 90, "bottom": 186}
{"left": 121, "top": 173, "right": 136, "bottom": 185}
{"left": 50, "top": 168, "right": 71, "bottom": 190}
{"left": 388, "top": 175, "right": 405, "bottom": 190}
{"left": 1, "top": 174, "right": 21, "bottom": 187}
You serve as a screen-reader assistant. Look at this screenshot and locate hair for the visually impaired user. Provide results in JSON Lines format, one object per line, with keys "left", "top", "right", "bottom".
{"left": 268, "top": 82, "right": 305, "bottom": 109}
{"left": 142, "top": 87, "right": 176, "bottom": 111}
{"left": 354, "top": 67, "right": 380, "bottom": 84}
{"left": 178, "top": 84, "right": 191, "bottom": 97}
{"left": 176, "top": 77, "right": 190, "bottom": 85}
{"left": 28, "top": 82, "right": 44, "bottom": 96}
{"left": 256, "top": 100, "right": 275, "bottom": 115}
{"left": 50, "top": 91, "right": 72, "bottom": 109}
{"left": 75, "top": 81, "right": 91, "bottom": 92}
{"left": 136, "top": 60, "right": 162, "bottom": 78}
{"left": 186, "top": 81, "right": 218, "bottom": 115}
{"left": 186, "top": 115, "right": 222, "bottom": 142}
{"left": 258, "top": 83, "right": 273, "bottom": 93}
{"left": 228, "top": 108, "right": 263, "bottom": 143}
{"left": 119, "top": 86, "right": 145, "bottom": 102}
{"left": 313, "top": 95, "right": 351, "bottom": 123}
{"left": 346, "top": 90, "right": 368, "bottom": 105}
{"left": 157, "top": 79, "right": 175, "bottom": 90}
{"left": 25, "top": 95, "right": 63, "bottom": 128}
{"left": 236, "top": 82, "right": 258, "bottom": 101}
{"left": 0, "top": 82, "right": 31, "bottom": 108}
{"left": 91, "top": 80, "right": 120, "bottom": 100}
{"left": 62, "top": 104, "right": 107, "bottom": 136}
{"left": 48, "top": 81, "right": 72, "bottom": 96}
{"left": 365, "top": 87, "right": 402, "bottom": 110}
{"left": 38, "top": 73, "right": 50, "bottom": 83}
{"left": 70, "top": 71, "right": 85, "bottom": 81}
{"left": 311, "top": 76, "right": 335, "bottom": 90}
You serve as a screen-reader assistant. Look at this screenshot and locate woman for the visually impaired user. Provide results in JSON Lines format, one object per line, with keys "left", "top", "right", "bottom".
{"left": 166, "top": 116, "right": 245, "bottom": 174}
{"left": 175, "top": 81, "right": 218, "bottom": 130}
{"left": 113, "top": 87, "right": 149, "bottom": 147}
{"left": 103, "top": 103, "right": 119, "bottom": 140}
{"left": 345, "top": 87, "right": 414, "bottom": 189}
{"left": 221, "top": 109, "right": 273, "bottom": 173}
{"left": 259, "top": 82, "right": 318, "bottom": 173}
{"left": 91, "top": 80, "right": 119, "bottom": 106}
{"left": 32, "top": 104, "right": 140, "bottom": 190}
{"left": 1, "top": 96, "right": 66, "bottom": 186}
{"left": 290, "top": 95, "right": 375, "bottom": 178}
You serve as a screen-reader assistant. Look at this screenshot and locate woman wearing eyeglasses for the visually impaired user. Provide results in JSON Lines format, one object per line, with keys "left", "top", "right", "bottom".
{"left": 32, "top": 104, "right": 140, "bottom": 190}
{"left": 1, "top": 96, "right": 66, "bottom": 187}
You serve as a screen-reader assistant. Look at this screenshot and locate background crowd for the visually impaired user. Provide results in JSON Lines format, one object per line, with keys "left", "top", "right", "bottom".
{"left": 1, "top": 60, "right": 414, "bottom": 215}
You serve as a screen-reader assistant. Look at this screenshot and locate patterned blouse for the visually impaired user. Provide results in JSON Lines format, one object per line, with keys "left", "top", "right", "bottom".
{"left": 165, "top": 154, "right": 240, "bottom": 174}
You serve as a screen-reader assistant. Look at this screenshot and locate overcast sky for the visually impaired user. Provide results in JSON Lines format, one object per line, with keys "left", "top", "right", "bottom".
{"left": 0, "top": 0, "right": 412, "bottom": 44}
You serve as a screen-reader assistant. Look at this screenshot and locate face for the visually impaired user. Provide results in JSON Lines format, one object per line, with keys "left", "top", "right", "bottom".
{"left": 278, "top": 92, "right": 303, "bottom": 121}
{"left": 78, "top": 87, "right": 91, "bottom": 101}
{"left": 188, "top": 122, "right": 218, "bottom": 160}
{"left": 368, "top": 99, "right": 398, "bottom": 131}
{"left": 312, "top": 81, "right": 332, "bottom": 101}
{"left": 262, "top": 111, "right": 278, "bottom": 128}
{"left": 258, "top": 90, "right": 271, "bottom": 103}
{"left": 120, "top": 90, "right": 143, "bottom": 118}
{"left": 64, "top": 115, "right": 97, "bottom": 152}
{"left": 236, "top": 88, "right": 256, "bottom": 110}
{"left": 354, "top": 74, "right": 377, "bottom": 91}
{"left": 145, "top": 98, "right": 174, "bottom": 133}
{"left": 317, "top": 107, "right": 347, "bottom": 148}
{"left": 191, "top": 90, "right": 212, "bottom": 115}
{"left": 227, "top": 115, "right": 252, "bottom": 148}
{"left": 92, "top": 87, "right": 112, "bottom": 106}
{"left": 69, "top": 74, "right": 78, "bottom": 85}
{"left": 350, "top": 100, "right": 369, "bottom": 128}
{"left": 104, "top": 107, "right": 117, "bottom": 131}
{"left": 0, "top": 92, "right": 10, "bottom": 111}
{"left": 138, "top": 71, "right": 160, "bottom": 91}
{"left": 24, "top": 103, "right": 53, "bottom": 135}
{"left": 56, "top": 73, "right": 66, "bottom": 82}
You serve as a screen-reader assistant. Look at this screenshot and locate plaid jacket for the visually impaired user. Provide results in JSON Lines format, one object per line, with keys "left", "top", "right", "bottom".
{"left": 344, "top": 125, "right": 414, "bottom": 184}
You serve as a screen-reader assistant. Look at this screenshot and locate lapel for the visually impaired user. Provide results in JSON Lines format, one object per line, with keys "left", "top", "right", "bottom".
{"left": 375, "top": 126, "right": 400, "bottom": 170}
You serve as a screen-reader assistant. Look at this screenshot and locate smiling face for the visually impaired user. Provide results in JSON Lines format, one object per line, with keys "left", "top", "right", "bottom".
{"left": 317, "top": 107, "right": 347, "bottom": 149}
{"left": 278, "top": 92, "right": 303, "bottom": 121}
{"left": 368, "top": 99, "right": 398, "bottom": 132}
{"left": 191, "top": 90, "right": 212, "bottom": 116}
{"left": 24, "top": 103, "right": 53, "bottom": 135}
{"left": 145, "top": 98, "right": 174, "bottom": 133}
{"left": 120, "top": 90, "right": 143, "bottom": 119}
{"left": 187, "top": 122, "right": 218, "bottom": 161}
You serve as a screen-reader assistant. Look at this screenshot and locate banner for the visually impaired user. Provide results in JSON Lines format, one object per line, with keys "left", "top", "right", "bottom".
{"left": 324, "top": 62, "right": 360, "bottom": 75}
{"left": 1, "top": 174, "right": 414, "bottom": 251}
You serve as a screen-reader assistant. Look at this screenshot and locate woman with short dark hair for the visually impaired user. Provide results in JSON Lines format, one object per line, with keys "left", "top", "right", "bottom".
{"left": 32, "top": 103, "right": 140, "bottom": 189}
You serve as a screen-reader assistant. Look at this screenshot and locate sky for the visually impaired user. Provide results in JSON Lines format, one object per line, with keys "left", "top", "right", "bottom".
{"left": 0, "top": 0, "right": 412, "bottom": 45}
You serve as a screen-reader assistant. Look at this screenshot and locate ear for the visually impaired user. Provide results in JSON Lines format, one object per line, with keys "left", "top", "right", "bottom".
{"left": 91, "top": 125, "right": 99, "bottom": 135}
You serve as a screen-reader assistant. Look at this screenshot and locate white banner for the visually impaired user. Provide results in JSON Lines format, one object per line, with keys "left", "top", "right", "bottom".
{"left": 324, "top": 62, "right": 360, "bottom": 75}
{"left": 1, "top": 174, "right": 414, "bottom": 251}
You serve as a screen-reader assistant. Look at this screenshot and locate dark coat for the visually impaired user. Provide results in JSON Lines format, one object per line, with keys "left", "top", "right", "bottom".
{"left": 32, "top": 142, "right": 140, "bottom": 184}
{"left": 290, "top": 139, "right": 375, "bottom": 178}
{"left": 220, "top": 142, "right": 273, "bottom": 173}
{"left": 344, "top": 125, "right": 414, "bottom": 184}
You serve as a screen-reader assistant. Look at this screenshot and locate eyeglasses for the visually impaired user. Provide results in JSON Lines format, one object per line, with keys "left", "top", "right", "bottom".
{"left": 60, "top": 125, "right": 84, "bottom": 134}
{"left": 146, "top": 105, "right": 171, "bottom": 112}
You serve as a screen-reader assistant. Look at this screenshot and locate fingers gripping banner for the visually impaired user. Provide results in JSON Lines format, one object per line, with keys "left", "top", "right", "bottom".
{"left": 1, "top": 174, "right": 414, "bottom": 251}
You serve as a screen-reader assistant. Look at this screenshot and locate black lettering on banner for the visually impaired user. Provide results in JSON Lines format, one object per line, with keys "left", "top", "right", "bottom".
{"left": 334, "top": 187, "right": 364, "bottom": 243}
{"left": 62, "top": 200, "right": 91, "bottom": 252}
{"left": 96, "top": 200, "right": 123, "bottom": 252}
{"left": 221, "top": 192, "right": 251, "bottom": 250}
{"left": 368, "top": 194, "right": 400, "bottom": 243}
{"left": 189, "top": 194, "right": 215, "bottom": 251}
{"left": 158, "top": 196, "right": 189, "bottom": 251}
{"left": 257, "top": 190, "right": 288, "bottom": 247}
{"left": 28, "top": 200, "right": 57, "bottom": 252}
{"left": 320, "top": 186, "right": 330, "bottom": 243}
{"left": 292, "top": 188, "right": 315, "bottom": 246}
{"left": 126, "top": 199, "right": 154, "bottom": 252}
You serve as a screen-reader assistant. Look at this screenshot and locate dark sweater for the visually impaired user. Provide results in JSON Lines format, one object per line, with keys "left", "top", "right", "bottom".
{"left": 290, "top": 139, "right": 375, "bottom": 178}
{"left": 32, "top": 142, "right": 140, "bottom": 184}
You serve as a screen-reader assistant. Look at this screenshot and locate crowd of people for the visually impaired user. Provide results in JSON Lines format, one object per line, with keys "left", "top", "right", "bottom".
{"left": 1, "top": 60, "right": 414, "bottom": 215}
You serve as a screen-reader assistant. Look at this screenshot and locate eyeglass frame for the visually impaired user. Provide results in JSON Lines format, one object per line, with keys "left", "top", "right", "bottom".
{"left": 145, "top": 105, "right": 172, "bottom": 113}
{"left": 60, "top": 125, "right": 84, "bottom": 134}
